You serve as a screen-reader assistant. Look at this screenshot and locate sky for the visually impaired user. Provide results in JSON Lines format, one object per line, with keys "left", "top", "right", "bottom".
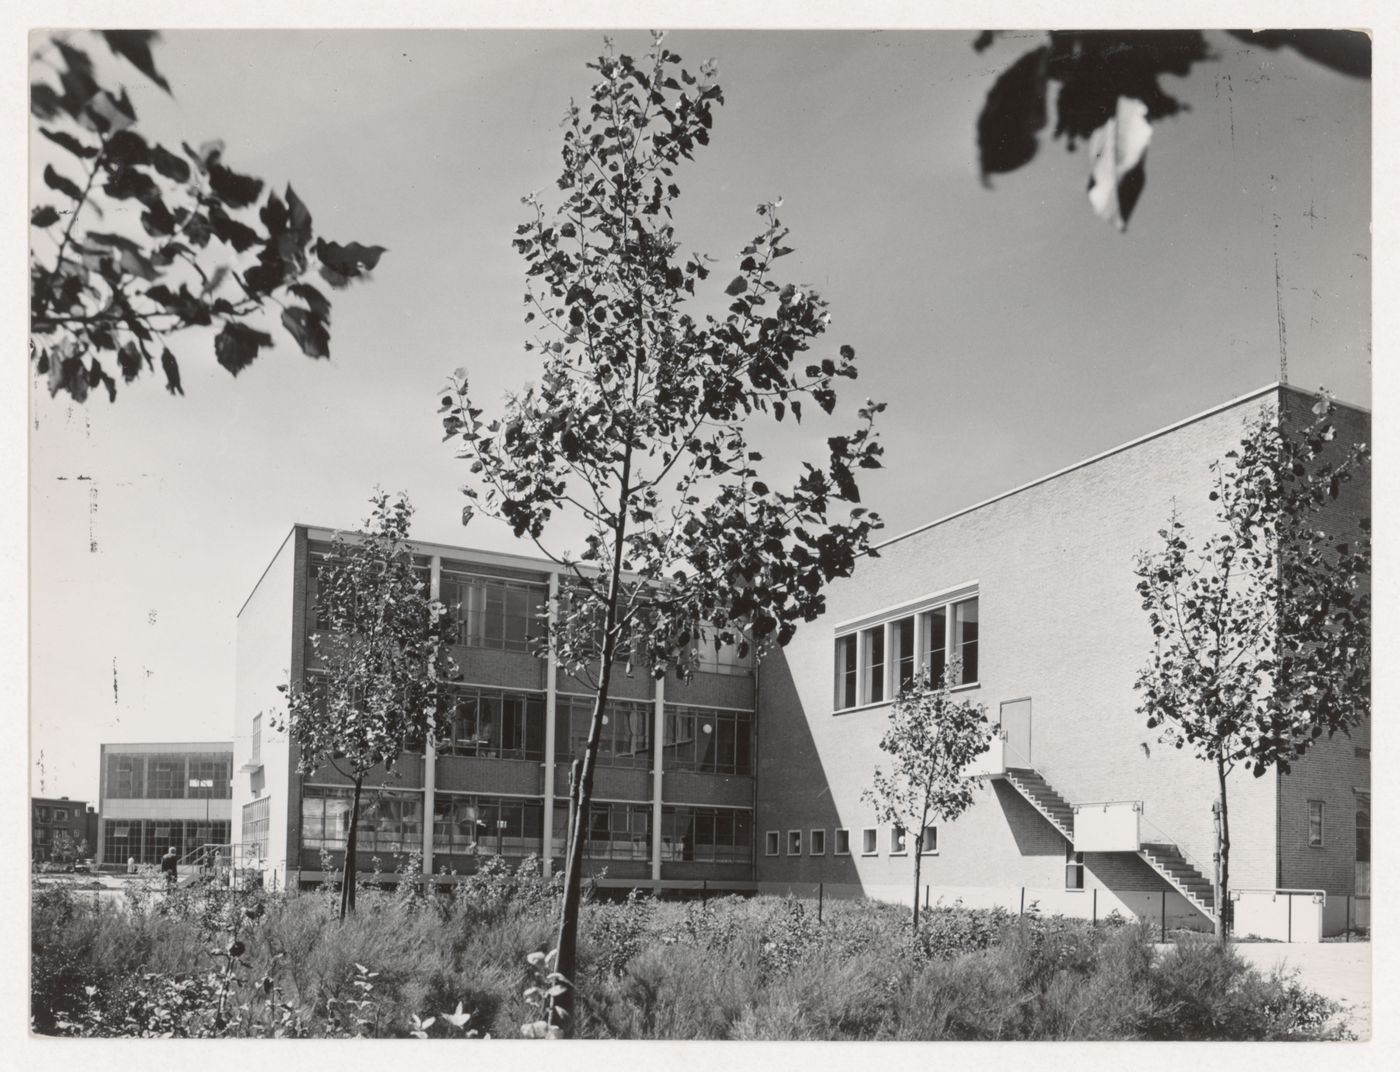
{"left": 24, "top": 25, "right": 1372, "bottom": 804}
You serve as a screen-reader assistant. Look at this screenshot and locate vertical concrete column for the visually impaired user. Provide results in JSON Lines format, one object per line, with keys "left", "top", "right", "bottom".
{"left": 422, "top": 554, "right": 441, "bottom": 876}
{"left": 542, "top": 570, "right": 560, "bottom": 876}
{"left": 912, "top": 610, "right": 925, "bottom": 681}
{"left": 652, "top": 674, "right": 666, "bottom": 884}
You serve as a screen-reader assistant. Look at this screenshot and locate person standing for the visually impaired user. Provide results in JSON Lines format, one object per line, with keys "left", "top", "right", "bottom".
{"left": 161, "top": 846, "right": 178, "bottom": 887}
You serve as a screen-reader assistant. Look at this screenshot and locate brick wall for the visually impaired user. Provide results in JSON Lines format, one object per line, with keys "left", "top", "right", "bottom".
{"left": 757, "top": 387, "right": 1337, "bottom": 905}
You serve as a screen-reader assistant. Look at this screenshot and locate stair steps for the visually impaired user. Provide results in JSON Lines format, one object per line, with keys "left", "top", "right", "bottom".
{"left": 1004, "top": 767, "right": 1076, "bottom": 842}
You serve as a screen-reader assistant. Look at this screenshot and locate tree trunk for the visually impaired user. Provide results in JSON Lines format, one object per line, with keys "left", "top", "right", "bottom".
{"left": 553, "top": 572, "right": 625, "bottom": 1035}
{"left": 340, "top": 776, "right": 363, "bottom": 922}
{"left": 911, "top": 843, "right": 923, "bottom": 933}
{"left": 1215, "top": 759, "right": 1230, "bottom": 948}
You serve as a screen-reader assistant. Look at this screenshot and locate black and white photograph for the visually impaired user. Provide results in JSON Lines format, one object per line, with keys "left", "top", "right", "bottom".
{"left": 18, "top": 1, "right": 1382, "bottom": 1053}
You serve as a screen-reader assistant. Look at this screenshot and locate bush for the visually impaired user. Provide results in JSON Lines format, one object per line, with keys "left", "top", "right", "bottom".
{"left": 31, "top": 882, "right": 1354, "bottom": 1040}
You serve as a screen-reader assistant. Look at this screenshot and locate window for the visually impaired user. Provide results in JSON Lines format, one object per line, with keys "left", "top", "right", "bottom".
{"left": 558, "top": 695, "right": 653, "bottom": 770}
{"left": 1065, "top": 846, "right": 1085, "bottom": 890}
{"left": 440, "top": 571, "right": 546, "bottom": 653}
{"left": 891, "top": 825, "right": 907, "bottom": 855}
{"left": 662, "top": 705, "right": 753, "bottom": 775}
{"left": 835, "top": 592, "right": 979, "bottom": 711}
{"left": 242, "top": 797, "right": 270, "bottom": 859}
{"left": 444, "top": 687, "right": 547, "bottom": 760}
{"left": 894, "top": 617, "right": 916, "bottom": 691}
{"left": 553, "top": 801, "right": 650, "bottom": 861}
{"left": 765, "top": 830, "right": 780, "bottom": 856}
{"left": 149, "top": 757, "right": 186, "bottom": 799}
{"left": 1355, "top": 792, "right": 1370, "bottom": 896}
{"left": 53, "top": 808, "right": 68, "bottom": 823}
{"left": 696, "top": 637, "right": 754, "bottom": 676}
{"left": 106, "top": 754, "right": 145, "bottom": 798}
{"left": 433, "top": 793, "right": 544, "bottom": 858}
{"left": 250, "top": 715, "right": 262, "bottom": 764}
{"left": 787, "top": 830, "right": 802, "bottom": 856}
{"left": 1308, "top": 801, "right": 1325, "bottom": 847}
{"left": 834, "top": 828, "right": 851, "bottom": 855}
{"left": 188, "top": 754, "right": 232, "bottom": 798}
{"left": 861, "top": 828, "right": 878, "bottom": 855}
{"left": 923, "top": 598, "right": 978, "bottom": 686}
{"left": 834, "top": 634, "right": 857, "bottom": 709}
{"left": 861, "top": 626, "right": 885, "bottom": 704}
{"left": 661, "top": 807, "right": 752, "bottom": 863}
{"left": 810, "top": 829, "right": 826, "bottom": 856}
{"left": 301, "top": 786, "right": 424, "bottom": 855}
{"left": 919, "top": 825, "right": 938, "bottom": 855}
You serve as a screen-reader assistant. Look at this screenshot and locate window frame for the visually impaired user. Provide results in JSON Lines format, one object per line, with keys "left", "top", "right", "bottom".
{"left": 787, "top": 829, "right": 802, "bottom": 856}
{"left": 890, "top": 825, "right": 908, "bottom": 856}
{"left": 919, "top": 825, "right": 938, "bottom": 855}
{"left": 834, "top": 828, "right": 851, "bottom": 856}
{"left": 765, "top": 830, "right": 780, "bottom": 857}
{"left": 810, "top": 829, "right": 826, "bottom": 856}
{"left": 833, "top": 586, "right": 979, "bottom": 713}
{"left": 860, "top": 827, "right": 878, "bottom": 856}
{"left": 1307, "top": 800, "right": 1325, "bottom": 847}
{"left": 1065, "top": 845, "right": 1085, "bottom": 890}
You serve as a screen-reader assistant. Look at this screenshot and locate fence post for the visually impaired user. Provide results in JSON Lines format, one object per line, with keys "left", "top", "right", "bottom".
{"left": 1019, "top": 887, "right": 1025, "bottom": 916}
{"left": 1346, "top": 895, "right": 1351, "bottom": 941}
{"left": 1160, "top": 892, "right": 1166, "bottom": 940}
{"left": 1092, "top": 887, "right": 1097, "bottom": 927}
{"left": 1287, "top": 893, "right": 1293, "bottom": 943}
{"left": 818, "top": 881, "right": 824, "bottom": 924}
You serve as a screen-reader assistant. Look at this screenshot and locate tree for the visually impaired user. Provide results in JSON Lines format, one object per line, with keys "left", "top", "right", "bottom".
{"left": 272, "top": 493, "right": 456, "bottom": 921}
{"left": 439, "top": 33, "right": 885, "bottom": 1034}
{"left": 1133, "top": 392, "right": 1370, "bottom": 944}
{"left": 973, "top": 30, "right": 1370, "bottom": 230}
{"left": 30, "top": 30, "right": 385, "bottom": 403}
{"left": 862, "top": 660, "right": 995, "bottom": 932}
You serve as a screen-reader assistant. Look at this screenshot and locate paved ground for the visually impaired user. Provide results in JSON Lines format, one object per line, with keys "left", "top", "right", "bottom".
{"left": 1233, "top": 941, "right": 1371, "bottom": 1039}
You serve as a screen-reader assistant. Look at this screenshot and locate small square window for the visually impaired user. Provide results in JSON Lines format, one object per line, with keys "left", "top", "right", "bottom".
{"left": 834, "top": 828, "right": 851, "bottom": 856}
{"left": 810, "top": 829, "right": 826, "bottom": 856}
{"left": 861, "top": 828, "right": 878, "bottom": 855}
{"left": 891, "top": 826, "right": 907, "bottom": 855}
{"left": 765, "top": 830, "right": 780, "bottom": 857}
{"left": 919, "top": 825, "right": 938, "bottom": 855}
{"left": 787, "top": 830, "right": 802, "bottom": 856}
{"left": 1308, "top": 801, "right": 1325, "bottom": 847}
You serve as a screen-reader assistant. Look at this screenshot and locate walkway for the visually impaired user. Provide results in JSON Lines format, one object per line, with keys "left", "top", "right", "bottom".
{"left": 1233, "top": 941, "right": 1371, "bottom": 1039}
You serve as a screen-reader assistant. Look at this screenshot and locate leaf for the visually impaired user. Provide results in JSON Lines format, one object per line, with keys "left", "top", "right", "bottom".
{"left": 281, "top": 306, "right": 330, "bottom": 359}
{"left": 208, "top": 162, "right": 265, "bottom": 209}
{"left": 85, "top": 89, "right": 137, "bottom": 134}
{"left": 976, "top": 45, "right": 1049, "bottom": 179}
{"left": 149, "top": 143, "right": 192, "bottom": 183}
{"left": 44, "top": 163, "right": 83, "bottom": 202}
{"left": 117, "top": 342, "right": 144, "bottom": 383}
{"left": 724, "top": 275, "right": 748, "bottom": 296}
{"left": 100, "top": 30, "right": 172, "bottom": 94}
{"left": 208, "top": 205, "right": 260, "bottom": 252}
{"left": 39, "top": 126, "right": 98, "bottom": 159}
{"left": 31, "top": 205, "right": 60, "bottom": 228}
{"left": 315, "top": 239, "right": 387, "bottom": 285}
{"left": 289, "top": 282, "right": 331, "bottom": 319}
{"left": 214, "top": 322, "right": 275, "bottom": 376}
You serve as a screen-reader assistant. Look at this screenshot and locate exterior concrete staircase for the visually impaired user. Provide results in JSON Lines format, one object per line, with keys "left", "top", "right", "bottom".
{"left": 1004, "top": 767, "right": 1075, "bottom": 842}
{"left": 1001, "top": 767, "right": 1217, "bottom": 926}
{"left": 1139, "top": 842, "right": 1216, "bottom": 921}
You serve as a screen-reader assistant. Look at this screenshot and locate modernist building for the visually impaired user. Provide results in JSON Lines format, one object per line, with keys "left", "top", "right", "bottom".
{"left": 31, "top": 796, "right": 98, "bottom": 865}
{"left": 755, "top": 384, "right": 1370, "bottom": 936}
{"left": 232, "top": 530, "right": 757, "bottom": 892}
{"left": 229, "top": 384, "right": 1368, "bottom": 934}
{"left": 95, "top": 742, "right": 233, "bottom": 868}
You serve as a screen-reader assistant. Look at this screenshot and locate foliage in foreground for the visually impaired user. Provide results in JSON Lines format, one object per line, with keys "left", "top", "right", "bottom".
{"left": 33, "top": 870, "right": 1353, "bottom": 1040}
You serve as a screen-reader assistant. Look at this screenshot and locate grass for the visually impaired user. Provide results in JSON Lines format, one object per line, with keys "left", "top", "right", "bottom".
{"left": 31, "top": 863, "right": 1356, "bottom": 1040}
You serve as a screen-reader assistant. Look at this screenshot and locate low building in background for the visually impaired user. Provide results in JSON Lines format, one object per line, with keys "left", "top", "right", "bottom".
{"left": 96, "top": 742, "right": 232, "bottom": 868}
{"left": 233, "top": 531, "right": 756, "bottom": 893}
{"left": 31, "top": 796, "right": 97, "bottom": 865}
{"left": 756, "top": 384, "right": 1370, "bottom": 939}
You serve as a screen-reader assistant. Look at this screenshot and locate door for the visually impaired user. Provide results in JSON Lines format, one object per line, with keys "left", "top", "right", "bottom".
{"left": 1001, "top": 698, "right": 1032, "bottom": 768}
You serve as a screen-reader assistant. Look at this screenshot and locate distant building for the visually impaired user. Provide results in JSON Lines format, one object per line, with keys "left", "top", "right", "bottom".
{"left": 233, "top": 530, "right": 755, "bottom": 892}
{"left": 31, "top": 796, "right": 97, "bottom": 864}
{"left": 96, "top": 742, "right": 232, "bottom": 867}
{"left": 755, "top": 384, "right": 1369, "bottom": 936}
